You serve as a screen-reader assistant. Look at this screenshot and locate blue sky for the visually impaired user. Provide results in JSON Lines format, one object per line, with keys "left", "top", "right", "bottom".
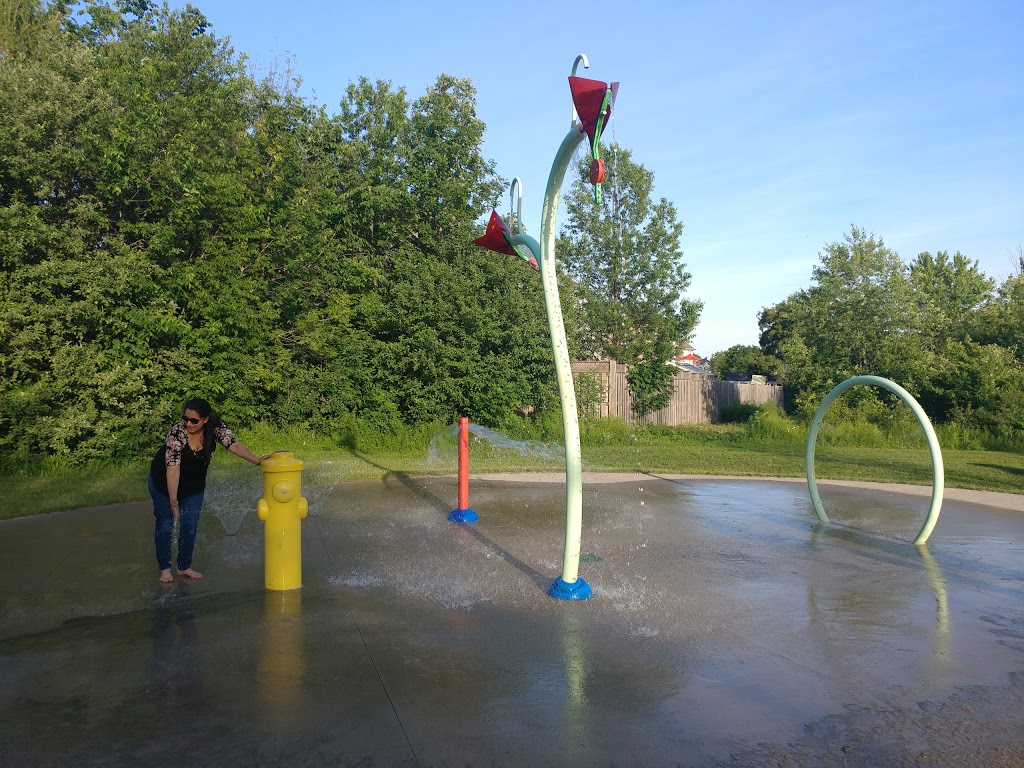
{"left": 179, "top": 0, "right": 1022, "bottom": 357}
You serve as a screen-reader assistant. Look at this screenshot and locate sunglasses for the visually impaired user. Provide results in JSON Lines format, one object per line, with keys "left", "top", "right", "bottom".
{"left": 183, "top": 417, "right": 203, "bottom": 425}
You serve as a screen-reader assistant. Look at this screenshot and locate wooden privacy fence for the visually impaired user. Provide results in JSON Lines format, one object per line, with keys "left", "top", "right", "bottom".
{"left": 570, "top": 360, "right": 784, "bottom": 425}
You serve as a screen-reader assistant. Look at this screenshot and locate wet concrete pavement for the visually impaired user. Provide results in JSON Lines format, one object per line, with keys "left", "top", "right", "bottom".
{"left": 1, "top": 474, "right": 1023, "bottom": 767}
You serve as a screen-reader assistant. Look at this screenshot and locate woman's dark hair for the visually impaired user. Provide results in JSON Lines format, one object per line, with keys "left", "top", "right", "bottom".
{"left": 183, "top": 397, "right": 223, "bottom": 461}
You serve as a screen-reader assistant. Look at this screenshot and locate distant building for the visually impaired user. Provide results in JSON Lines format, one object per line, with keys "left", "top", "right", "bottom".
{"left": 724, "top": 372, "right": 769, "bottom": 384}
{"left": 670, "top": 344, "right": 712, "bottom": 375}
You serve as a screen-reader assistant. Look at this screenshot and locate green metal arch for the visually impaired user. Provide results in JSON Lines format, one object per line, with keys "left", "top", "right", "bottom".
{"left": 806, "top": 375, "right": 945, "bottom": 545}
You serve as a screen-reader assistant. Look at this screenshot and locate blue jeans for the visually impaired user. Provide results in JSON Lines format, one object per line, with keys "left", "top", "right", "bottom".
{"left": 149, "top": 475, "right": 205, "bottom": 571}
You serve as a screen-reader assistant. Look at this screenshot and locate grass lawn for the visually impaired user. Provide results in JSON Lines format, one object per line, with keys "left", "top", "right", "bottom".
{"left": 2, "top": 426, "right": 1021, "bottom": 521}
{"left": 583, "top": 442, "right": 1024, "bottom": 493}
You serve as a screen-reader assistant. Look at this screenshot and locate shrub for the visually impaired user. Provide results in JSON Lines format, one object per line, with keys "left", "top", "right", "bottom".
{"left": 748, "top": 405, "right": 803, "bottom": 443}
{"left": 581, "top": 417, "right": 634, "bottom": 445}
{"left": 719, "top": 402, "right": 760, "bottom": 424}
{"left": 489, "top": 407, "right": 566, "bottom": 444}
{"left": 574, "top": 372, "right": 607, "bottom": 419}
{"left": 982, "top": 431, "right": 1024, "bottom": 453}
{"left": 815, "top": 420, "right": 886, "bottom": 448}
{"left": 933, "top": 421, "right": 986, "bottom": 451}
{"left": 868, "top": 406, "right": 921, "bottom": 446}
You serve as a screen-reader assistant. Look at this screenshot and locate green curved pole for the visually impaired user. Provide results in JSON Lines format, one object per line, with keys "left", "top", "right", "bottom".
{"left": 806, "top": 375, "right": 945, "bottom": 545}
{"left": 537, "top": 125, "right": 588, "bottom": 589}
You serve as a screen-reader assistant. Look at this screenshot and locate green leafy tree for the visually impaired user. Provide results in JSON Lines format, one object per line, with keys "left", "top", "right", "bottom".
{"left": 909, "top": 250, "right": 995, "bottom": 343}
{"left": 0, "top": 1, "right": 585, "bottom": 464}
{"left": 333, "top": 74, "right": 551, "bottom": 429}
{"left": 0, "top": 0, "right": 54, "bottom": 58}
{"left": 759, "top": 227, "right": 926, "bottom": 413}
{"left": 0, "top": 7, "right": 169, "bottom": 461}
{"left": 334, "top": 77, "right": 415, "bottom": 258}
{"left": 223, "top": 79, "right": 371, "bottom": 429}
{"left": 904, "top": 250, "right": 998, "bottom": 421}
{"left": 88, "top": 1, "right": 288, "bottom": 425}
{"left": 760, "top": 232, "right": 1022, "bottom": 435}
{"left": 973, "top": 252, "right": 1024, "bottom": 356}
{"left": 709, "top": 345, "right": 780, "bottom": 379}
{"left": 406, "top": 74, "right": 503, "bottom": 251}
{"left": 926, "top": 339, "right": 1024, "bottom": 436}
{"left": 1, "top": 0, "right": 301, "bottom": 458}
{"left": 557, "top": 144, "right": 701, "bottom": 417}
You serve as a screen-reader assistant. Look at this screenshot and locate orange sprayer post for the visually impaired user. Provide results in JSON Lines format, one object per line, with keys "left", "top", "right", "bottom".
{"left": 448, "top": 417, "right": 478, "bottom": 523}
{"left": 458, "top": 417, "right": 470, "bottom": 509}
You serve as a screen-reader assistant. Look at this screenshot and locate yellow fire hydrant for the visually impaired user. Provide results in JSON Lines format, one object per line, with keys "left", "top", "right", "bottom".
{"left": 257, "top": 451, "right": 308, "bottom": 590}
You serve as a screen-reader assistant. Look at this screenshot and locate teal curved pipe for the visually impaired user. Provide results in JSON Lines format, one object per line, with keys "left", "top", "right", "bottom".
{"left": 509, "top": 233, "right": 541, "bottom": 262}
{"left": 806, "top": 375, "right": 945, "bottom": 545}
{"left": 529, "top": 125, "right": 587, "bottom": 587}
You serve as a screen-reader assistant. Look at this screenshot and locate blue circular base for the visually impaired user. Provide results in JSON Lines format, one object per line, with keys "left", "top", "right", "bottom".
{"left": 548, "top": 576, "right": 593, "bottom": 601}
{"left": 448, "top": 508, "right": 478, "bottom": 523}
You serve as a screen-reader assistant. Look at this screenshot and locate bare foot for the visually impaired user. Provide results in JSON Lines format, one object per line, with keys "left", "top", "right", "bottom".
{"left": 176, "top": 568, "right": 203, "bottom": 580}
{"left": 159, "top": 569, "right": 173, "bottom": 584}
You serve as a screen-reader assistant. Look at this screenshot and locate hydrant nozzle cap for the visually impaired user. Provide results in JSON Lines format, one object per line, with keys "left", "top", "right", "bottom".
{"left": 260, "top": 450, "right": 304, "bottom": 473}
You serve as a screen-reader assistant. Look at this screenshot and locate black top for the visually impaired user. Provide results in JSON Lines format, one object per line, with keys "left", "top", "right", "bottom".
{"left": 149, "top": 421, "right": 237, "bottom": 501}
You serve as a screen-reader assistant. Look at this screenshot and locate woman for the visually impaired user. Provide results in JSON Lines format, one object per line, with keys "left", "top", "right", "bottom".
{"left": 149, "top": 398, "right": 267, "bottom": 584}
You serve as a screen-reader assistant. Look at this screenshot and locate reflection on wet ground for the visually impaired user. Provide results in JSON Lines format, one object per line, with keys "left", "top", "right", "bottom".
{"left": 1, "top": 475, "right": 1022, "bottom": 766}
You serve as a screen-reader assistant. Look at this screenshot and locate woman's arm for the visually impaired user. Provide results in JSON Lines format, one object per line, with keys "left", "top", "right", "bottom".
{"left": 165, "top": 465, "right": 181, "bottom": 521}
{"left": 228, "top": 441, "right": 268, "bottom": 466}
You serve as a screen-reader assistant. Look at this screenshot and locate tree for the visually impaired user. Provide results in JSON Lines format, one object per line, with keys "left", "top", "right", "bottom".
{"left": 0, "top": 0, "right": 52, "bottom": 58}
{"left": 759, "top": 227, "right": 926, "bottom": 413}
{"left": 709, "top": 345, "right": 780, "bottom": 379}
{"left": 1, "top": 0, "right": 298, "bottom": 458}
{"left": 760, "top": 230, "right": 1022, "bottom": 435}
{"left": 0, "top": 4, "right": 167, "bottom": 461}
{"left": 334, "top": 76, "right": 415, "bottom": 258}
{"left": 925, "top": 339, "right": 1024, "bottom": 436}
{"left": 333, "top": 74, "right": 552, "bottom": 429}
{"left": 406, "top": 74, "right": 503, "bottom": 251}
{"left": 6, "top": 2, "right": 711, "bottom": 464}
{"left": 909, "top": 250, "right": 995, "bottom": 342}
{"left": 557, "top": 143, "right": 701, "bottom": 417}
{"left": 973, "top": 251, "right": 1024, "bottom": 357}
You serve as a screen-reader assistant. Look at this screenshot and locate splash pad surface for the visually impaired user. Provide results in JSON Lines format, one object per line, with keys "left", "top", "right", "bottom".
{"left": 1, "top": 474, "right": 1022, "bottom": 767}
